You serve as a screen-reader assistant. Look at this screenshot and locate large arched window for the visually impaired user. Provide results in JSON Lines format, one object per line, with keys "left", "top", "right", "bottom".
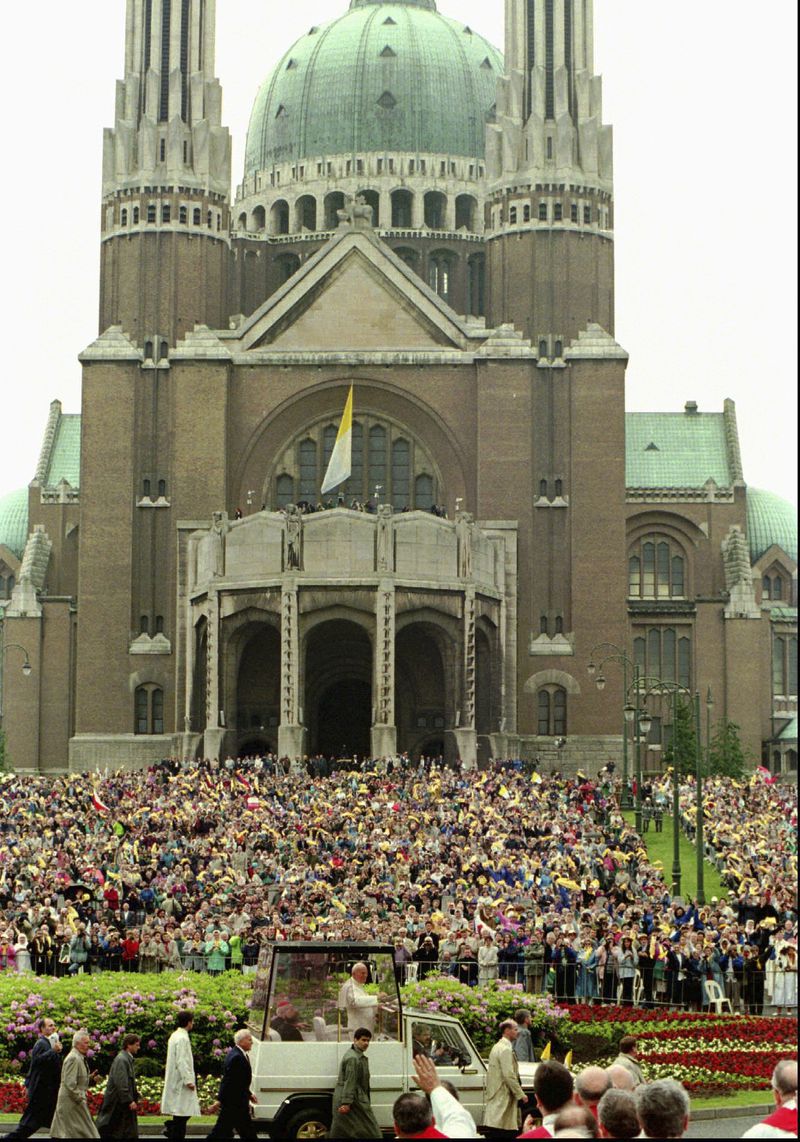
{"left": 135, "top": 685, "right": 165, "bottom": 735}
{"left": 274, "top": 415, "right": 441, "bottom": 510}
{"left": 391, "top": 189, "right": 414, "bottom": 228}
{"left": 537, "top": 687, "right": 567, "bottom": 736}
{"left": 634, "top": 628, "right": 692, "bottom": 687}
{"left": 629, "top": 534, "right": 686, "bottom": 598}
{"left": 270, "top": 199, "right": 290, "bottom": 235}
{"left": 428, "top": 252, "right": 455, "bottom": 302}
{"left": 773, "top": 635, "right": 798, "bottom": 697}
{"left": 424, "top": 191, "right": 447, "bottom": 230}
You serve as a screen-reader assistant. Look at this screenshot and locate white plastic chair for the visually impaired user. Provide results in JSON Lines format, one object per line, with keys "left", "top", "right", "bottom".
{"left": 704, "top": 979, "right": 733, "bottom": 1013}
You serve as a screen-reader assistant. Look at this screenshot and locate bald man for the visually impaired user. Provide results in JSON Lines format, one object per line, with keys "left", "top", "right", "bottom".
{"left": 338, "top": 963, "right": 388, "bottom": 1033}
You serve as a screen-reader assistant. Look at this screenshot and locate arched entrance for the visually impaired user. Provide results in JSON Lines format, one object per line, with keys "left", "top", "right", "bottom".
{"left": 305, "top": 620, "right": 372, "bottom": 758}
{"left": 396, "top": 620, "right": 453, "bottom": 761}
{"left": 235, "top": 625, "right": 280, "bottom": 747}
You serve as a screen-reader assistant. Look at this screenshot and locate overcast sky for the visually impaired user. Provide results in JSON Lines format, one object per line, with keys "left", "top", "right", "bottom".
{"left": 0, "top": 1, "right": 796, "bottom": 508}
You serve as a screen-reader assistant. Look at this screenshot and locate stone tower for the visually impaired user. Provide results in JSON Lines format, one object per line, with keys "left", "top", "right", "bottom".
{"left": 485, "top": 0, "right": 614, "bottom": 344}
{"left": 99, "top": 0, "right": 232, "bottom": 347}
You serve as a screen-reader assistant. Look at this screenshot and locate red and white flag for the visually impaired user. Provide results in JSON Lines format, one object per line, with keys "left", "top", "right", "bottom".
{"left": 92, "top": 789, "right": 111, "bottom": 813}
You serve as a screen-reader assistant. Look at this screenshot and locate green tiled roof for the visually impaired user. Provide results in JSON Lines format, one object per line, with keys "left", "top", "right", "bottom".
{"left": 747, "top": 488, "right": 797, "bottom": 563}
{"left": 45, "top": 414, "right": 81, "bottom": 489}
{"left": 769, "top": 608, "right": 798, "bottom": 622}
{"left": 626, "top": 412, "right": 732, "bottom": 488}
{"left": 245, "top": 0, "right": 502, "bottom": 173}
{"left": 776, "top": 717, "right": 797, "bottom": 742}
{"left": 0, "top": 489, "right": 29, "bottom": 559}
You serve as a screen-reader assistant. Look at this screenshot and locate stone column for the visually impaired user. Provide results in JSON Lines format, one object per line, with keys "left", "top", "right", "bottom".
{"left": 203, "top": 590, "right": 226, "bottom": 760}
{"left": 456, "top": 587, "right": 478, "bottom": 768}
{"left": 413, "top": 191, "right": 426, "bottom": 230}
{"left": 371, "top": 580, "right": 397, "bottom": 759}
{"left": 445, "top": 194, "right": 457, "bottom": 232}
{"left": 378, "top": 188, "right": 392, "bottom": 229}
{"left": 278, "top": 580, "right": 305, "bottom": 759}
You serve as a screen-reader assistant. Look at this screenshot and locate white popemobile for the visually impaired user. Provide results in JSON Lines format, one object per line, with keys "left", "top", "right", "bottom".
{"left": 247, "top": 941, "right": 538, "bottom": 1139}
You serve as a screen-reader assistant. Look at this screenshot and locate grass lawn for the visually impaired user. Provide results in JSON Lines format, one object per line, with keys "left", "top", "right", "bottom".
{"left": 623, "top": 812, "right": 726, "bottom": 901}
{"left": 690, "top": 1091, "right": 772, "bottom": 1110}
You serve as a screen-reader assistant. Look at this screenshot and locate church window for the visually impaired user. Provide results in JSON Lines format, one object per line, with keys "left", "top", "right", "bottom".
{"left": 276, "top": 474, "right": 294, "bottom": 508}
{"left": 544, "top": 0, "right": 555, "bottom": 119}
{"left": 140, "top": 616, "right": 150, "bottom": 636}
{"left": 179, "top": 205, "right": 187, "bottom": 224}
{"left": 456, "top": 194, "right": 476, "bottom": 231}
{"left": 392, "top": 189, "right": 413, "bottom": 228}
{"left": 271, "top": 200, "right": 290, "bottom": 235}
{"left": 298, "top": 439, "right": 317, "bottom": 503}
{"left": 121, "top": 208, "right": 128, "bottom": 226}
{"left": 142, "top": 479, "right": 151, "bottom": 497}
{"left": 155, "top": 615, "right": 165, "bottom": 635}
{"left": 424, "top": 192, "right": 447, "bottom": 230}
{"left": 554, "top": 341, "right": 563, "bottom": 358}
{"left": 160, "top": 138, "right": 167, "bottom": 162}
{"left": 415, "top": 474, "right": 434, "bottom": 511}
{"left": 216, "top": 213, "right": 222, "bottom": 231}
{"left": 538, "top": 339, "right": 548, "bottom": 358}
{"left": 193, "top": 208, "right": 201, "bottom": 226}
{"left": 162, "top": 204, "right": 171, "bottom": 223}
{"left": 539, "top": 479, "right": 548, "bottom": 497}
{"left": 773, "top": 635, "right": 798, "bottom": 697}
{"left": 546, "top": 136, "right": 553, "bottom": 159}
{"left": 523, "top": 204, "right": 531, "bottom": 222}
{"left": 135, "top": 687, "right": 150, "bottom": 733}
{"left": 510, "top": 207, "right": 518, "bottom": 225}
{"left": 325, "top": 191, "right": 346, "bottom": 229}
{"left": 346, "top": 422, "right": 364, "bottom": 499}
{"left": 554, "top": 616, "right": 564, "bottom": 635}
{"left": 634, "top": 628, "right": 692, "bottom": 687}
{"left": 207, "top": 210, "right": 213, "bottom": 227}
{"left": 322, "top": 424, "right": 338, "bottom": 478}
{"left": 584, "top": 205, "right": 592, "bottom": 224}
{"left": 554, "top": 203, "right": 563, "bottom": 221}
{"left": 183, "top": 140, "right": 189, "bottom": 164}
{"left": 369, "top": 425, "right": 387, "bottom": 496}
{"left": 392, "top": 438, "right": 410, "bottom": 510}
{"left": 467, "top": 254, "right": 485, "bottom": 316}
{"left": 537, "top": 686, "right": 567, "bottom": 736}
{"left": 555, "top": 478, "right": 563, "bottom": 495}
{"left": 158, "top": 479, "right": 167, "bottom": 495}
{"left": 629, "top": 534, "right": 686, "bottom": 598}
{"left": 144, "top": 341, "right": 154, "bottom": 361}
{"left": 539, "top": 202, "right": 548, "bottom": 221}
{"left": 540, "top": 616, "right": 549, "bottom": 635}
{"left": 571, "top": 203, "right": 578, "bottom": 223}
{"left": 133, "top": 206, "right": 140, "bottom": 224}
{"left": 147, "top": 204, "right": 157, "bottom": 224}
{"left": 0, "top": 573, "right": 14, "bottom": 600}
{"left": 429, "top": 252, "right": 455, "bottom": 302}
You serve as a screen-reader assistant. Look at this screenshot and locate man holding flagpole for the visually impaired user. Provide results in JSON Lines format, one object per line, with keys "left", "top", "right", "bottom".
{"left": 321, "top": 387, "right": 354, "bottom": 497}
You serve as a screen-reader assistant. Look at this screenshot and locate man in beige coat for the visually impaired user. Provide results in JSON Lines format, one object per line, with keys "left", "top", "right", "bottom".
{"left": 483, "top": 1020, "right": 528, "bottom": 1140}
{"left": 50, "top": 1030, "right": 99, "bottom": 1139}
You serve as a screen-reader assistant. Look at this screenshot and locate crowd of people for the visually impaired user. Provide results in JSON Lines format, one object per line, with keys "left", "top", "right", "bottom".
{"left": 0, "top": 759, "right": 796, "bottom": 1013}
{"left": 5, "top": 1011, "right": 797, "bottom": 1140}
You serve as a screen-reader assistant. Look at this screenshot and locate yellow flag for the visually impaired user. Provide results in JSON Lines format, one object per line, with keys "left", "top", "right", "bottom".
{"left": 321, "top": 386, "right": 353, "bottom": 495}
{"left": 564, "top": 1049, "right": 573, "bottom": 1068}
{"left": 540, "top": 1041, "right": 551, "bottom": 1061}
{"left": 499, "top": 784, "right": 510, "bottom": 799}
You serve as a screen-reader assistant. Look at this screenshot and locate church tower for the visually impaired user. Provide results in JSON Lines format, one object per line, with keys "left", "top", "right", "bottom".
{"left": 485, "top": 0, "right": 614, "bottom": 343}
{"left": 99, "top": 0, "right": 232, "bottom": 346}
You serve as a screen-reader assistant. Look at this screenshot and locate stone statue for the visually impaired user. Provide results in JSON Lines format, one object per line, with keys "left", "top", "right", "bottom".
{"left": 285, "top": 504, "right": 302, "bottom": 570}
{"left": 376, "top": 504, "right": 394, "bottom": 572}
{"left": 337, "top": 194, "right": 374, "bottom": 230}
{"left": 456, "top": 510, "right": 474, "bottom": 579}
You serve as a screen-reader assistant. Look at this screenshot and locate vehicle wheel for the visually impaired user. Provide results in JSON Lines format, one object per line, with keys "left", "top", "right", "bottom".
{"left": 284, "top": 1106, "right": 332, "bottom": 1140}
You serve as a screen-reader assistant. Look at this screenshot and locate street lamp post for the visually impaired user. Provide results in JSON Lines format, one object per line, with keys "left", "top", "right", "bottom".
{"left": 0, "top": 640, "right": 33, "bottom": 733}
{"left": 588, "top": 644, "right": 635, "bottom": 809}
{"left": 672, "top": 685, "right": 682, "bottom": 897}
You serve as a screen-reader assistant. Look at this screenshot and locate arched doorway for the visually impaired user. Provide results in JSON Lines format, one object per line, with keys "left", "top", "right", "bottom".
{"left": 238, "top": 736, "right": 273, "bottom": 759}
{"left": 235, "top": 625, "right": 280, "bottom": 746}
{"left": 396, "top": 620, "right": 453, "bottom": 760}
{"left": 305, "top": 620, "right": 372, "bottom": 758}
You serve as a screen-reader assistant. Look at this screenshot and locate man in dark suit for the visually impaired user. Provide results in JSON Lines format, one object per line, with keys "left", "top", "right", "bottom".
{"left": 207, "top": 1029, "right": 257, "bottom": 1140}
{"left": 4, "top": 1018, "right": 63, "bottom": 1139}
{"left": 97, "top": 1033, "right": 140, "bottom": 1140}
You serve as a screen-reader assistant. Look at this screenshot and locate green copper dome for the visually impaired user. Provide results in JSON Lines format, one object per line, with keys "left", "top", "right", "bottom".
{"left": 0, "top": 489, "right": 28, "bottom": 560}
{"left": 244, "top": 0, "right": 502, "bottom": 173}
{"left": 747, "top": 488, "right": 797, "bottom": 563}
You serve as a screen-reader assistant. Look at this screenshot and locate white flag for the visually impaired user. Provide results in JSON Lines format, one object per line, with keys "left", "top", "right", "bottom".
{"left": 321, "top": 386, "right": 353, "bottom": 495}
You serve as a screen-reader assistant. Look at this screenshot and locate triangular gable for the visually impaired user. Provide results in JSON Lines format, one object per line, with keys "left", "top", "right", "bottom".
{"left": 753, "top": 543, "right": 798, "bottom": 575}
{"left": 233, "top": 230, "right": 475, "bottom": 353}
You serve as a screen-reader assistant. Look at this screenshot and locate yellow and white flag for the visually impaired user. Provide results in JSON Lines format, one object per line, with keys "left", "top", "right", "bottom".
{"left": 321, "top": 386, "right": 353, "bottom": 495}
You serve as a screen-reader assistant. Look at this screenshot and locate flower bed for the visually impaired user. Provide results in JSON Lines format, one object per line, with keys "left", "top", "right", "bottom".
{"left": 563, "top": 1007, "right": 798, "bottom": 1096}
{"left": 0, "top": 1074, "right": 220, "bottom": 1116}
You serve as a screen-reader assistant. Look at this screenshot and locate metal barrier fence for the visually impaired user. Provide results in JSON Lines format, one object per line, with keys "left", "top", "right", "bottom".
{"left": 5, "top": 953, "right": 795, "bottom": 1014}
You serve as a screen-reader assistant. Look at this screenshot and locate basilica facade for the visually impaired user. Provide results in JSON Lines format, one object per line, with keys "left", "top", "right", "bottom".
{"left": 0, "top": 0, "right": 795, "bottom": 774}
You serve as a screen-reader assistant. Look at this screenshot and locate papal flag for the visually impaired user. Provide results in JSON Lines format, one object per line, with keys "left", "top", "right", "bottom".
{"left": 321, "top": 386, "right": 353, "bottom": 495}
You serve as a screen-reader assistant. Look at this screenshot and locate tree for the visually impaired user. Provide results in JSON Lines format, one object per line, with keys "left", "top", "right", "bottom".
{"left": 662, "top": 698, "right": 697, "bottom": 777}
{"left": 706, "top": 719, "right": 749, "bottom": 778}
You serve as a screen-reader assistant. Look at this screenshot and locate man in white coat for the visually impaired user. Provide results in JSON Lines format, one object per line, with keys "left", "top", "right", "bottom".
{"left": 160, "top": 1011, "right": 201, "bottom": 1142}
{"left": 337, "top": 963, "right": 388, "bottom": 1033}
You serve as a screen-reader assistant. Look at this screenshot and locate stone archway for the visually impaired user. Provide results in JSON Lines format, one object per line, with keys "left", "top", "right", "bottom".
{"left": 235, "top": 625, "right": 280, "bottom": 747}
{"left": 395, "top": 620, "right": 455, "bottom": 760}
{"left": 304, "top": 620, "right": 373, "bottom": 758}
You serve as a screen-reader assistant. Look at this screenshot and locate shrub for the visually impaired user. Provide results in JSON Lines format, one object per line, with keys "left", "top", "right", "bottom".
{"left": 400, "top": 975, "right": 572, "bottom": 1056}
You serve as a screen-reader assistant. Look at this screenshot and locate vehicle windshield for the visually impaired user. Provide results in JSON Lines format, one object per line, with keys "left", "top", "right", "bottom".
{"left": 254, "top": 947, "right": 401, "bottom": 1044}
